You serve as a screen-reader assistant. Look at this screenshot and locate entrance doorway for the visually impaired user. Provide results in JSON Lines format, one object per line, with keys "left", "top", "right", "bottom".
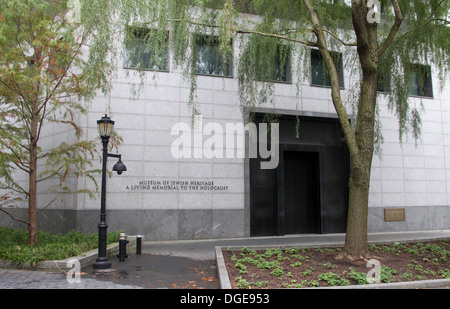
{"left": 284, "top": 151, "right": 320, "bottom": 234}
{"left": 249, "top": 114, "right": 349, "bottom": 237}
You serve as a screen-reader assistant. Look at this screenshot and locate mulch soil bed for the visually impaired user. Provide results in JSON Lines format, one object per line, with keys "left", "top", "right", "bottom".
{"left": 222, "top": 240, "right": 450, "bottom": 289}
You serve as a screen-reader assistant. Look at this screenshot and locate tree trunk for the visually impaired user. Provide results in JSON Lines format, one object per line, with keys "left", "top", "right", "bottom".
{"left": 28, "top": 103, "right": 39, "bottom": 246}
{"left": 340, "top": 166, "right": 371, "bottom": 259}
{"left": 28, "top": 141, "right": 38, "bottom": 246}
{"left": 339, "top": 64, "right": 378, "bottom": 260}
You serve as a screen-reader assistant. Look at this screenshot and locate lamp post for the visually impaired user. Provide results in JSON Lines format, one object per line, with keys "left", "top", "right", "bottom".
{"left": 93, "top": 115, "right": 127, "bottom": 271}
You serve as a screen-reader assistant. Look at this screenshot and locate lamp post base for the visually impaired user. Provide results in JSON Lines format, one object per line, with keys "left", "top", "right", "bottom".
{"left": 93, "top": 257, "right": 111, "bottom": 271}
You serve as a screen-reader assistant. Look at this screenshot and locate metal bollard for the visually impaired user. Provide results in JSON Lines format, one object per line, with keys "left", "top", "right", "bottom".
{"left": 136, "top": 235, "right": 143, "bottom": 255}
{"left": 118, "top": 233, "right": 128, "bottom": 262}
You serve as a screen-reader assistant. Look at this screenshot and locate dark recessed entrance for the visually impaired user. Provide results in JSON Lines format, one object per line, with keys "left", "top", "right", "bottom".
{"left": 284, "top": 151, "right": 320, "bottom": 234}
{"left": 250, "top": 114, "right": 349, "bottom": 237}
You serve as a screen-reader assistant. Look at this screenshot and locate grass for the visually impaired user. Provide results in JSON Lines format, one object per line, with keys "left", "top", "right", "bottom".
{"left": 0, "top": 226, "right": 122, "bottom": 265}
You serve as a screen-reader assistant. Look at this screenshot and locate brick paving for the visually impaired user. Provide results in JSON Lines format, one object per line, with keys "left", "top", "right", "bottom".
{"left": 0, "top": 269, "right": 142, "bottom": 289}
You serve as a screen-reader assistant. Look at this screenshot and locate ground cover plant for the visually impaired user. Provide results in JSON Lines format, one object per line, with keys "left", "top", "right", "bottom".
{"left": 0, "top": 227, "right": 121, "bottom": 265}
{"left": 222, "top": 239, "right": 450, "bottom": 289}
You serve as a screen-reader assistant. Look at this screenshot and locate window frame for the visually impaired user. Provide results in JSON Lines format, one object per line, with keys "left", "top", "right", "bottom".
{"left": 194, "top": 34, "right": 234, "bottom": 78}
{"left": 310, "top": 49, "right": 345, "bottom": 89}
{"left": 407, "top": 63, "right": 433, "bottom": 98}
{"left": 124, "top": 27, "right": 170, "bottom": 72}
{"left": 254, "top": 42, "right": 292, "bottom": 84}
{"left": 376, "top": 71, "right": 391, "bottom": 94}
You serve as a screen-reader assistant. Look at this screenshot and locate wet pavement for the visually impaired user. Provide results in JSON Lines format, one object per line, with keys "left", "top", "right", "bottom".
{"left": 82, "top": 253, "right": 220, "bottom": 289}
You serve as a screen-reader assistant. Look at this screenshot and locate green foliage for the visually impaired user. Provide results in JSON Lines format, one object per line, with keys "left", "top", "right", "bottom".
{"left": 0, "top": 0, "right": 114, "bottom": 225}
{"left": 235, "top": 276, "right": 270, "bottom": 289}
{"left": 348, "top": 268, "right": 370, "bottom": 285}
{"left": 270, "top": 267, "right": 284, "bottom": 277}
{"left": 438, "top": 269, "right": 450, "bottom": 279}
{"left": 290, "top": 261, "right": 303, "bottom": 268}
{"left": 317, "top": 271, "right": 350, "bottom": 286}
{"left": 234, "top": 260, "right": 248, "bottom": 274}
{"left": 0, "top": 226, "right": 121, "bottom": 265}
{"left": 302, "top": 267, "right": 315, "bottom": 277}
{"left": 380, "top": 265, "right": 398, "bottom": 283}
{"left": 401, "top": 272, "right": 413, "bottom": 280}
{"left": 84, "top": 0, "right": 450, "bottom": 146}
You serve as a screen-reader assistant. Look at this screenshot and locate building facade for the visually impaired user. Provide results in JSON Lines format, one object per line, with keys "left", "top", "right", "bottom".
{"left": 2, "top": 23, "right": 450, "bottom": 241}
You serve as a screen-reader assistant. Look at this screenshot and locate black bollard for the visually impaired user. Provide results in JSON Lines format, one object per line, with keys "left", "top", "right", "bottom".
{"left": 136, "top": 235, "right": 143, "bottom": 255}
{"left": 118, "top": 233, "right": 128, "bottom": 262}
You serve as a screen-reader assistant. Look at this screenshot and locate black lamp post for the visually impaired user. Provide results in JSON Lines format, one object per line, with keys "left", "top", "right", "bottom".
{"left": 93, "top": 114, "right": 127, "bottom": 271}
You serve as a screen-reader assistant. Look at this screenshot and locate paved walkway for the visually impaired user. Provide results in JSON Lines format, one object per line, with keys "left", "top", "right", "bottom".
{"left": 1, "top": 230, "right": 450, "bottom": 289}
{"left": 141, "top": 230, "right": 450, "bottom": 260}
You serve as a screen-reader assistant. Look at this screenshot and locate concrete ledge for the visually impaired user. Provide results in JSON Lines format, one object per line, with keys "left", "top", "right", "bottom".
{"left": 303, "top": 278, "right": 450, "bottom": 289}
{"left": 0, "top": 236, "right": 136, "bottom": 272}
{"left": 215, "top": 247, "right": 232, "bottom": 289}
{"left": 215, "top": 243, "right": 450, "bottom": 289}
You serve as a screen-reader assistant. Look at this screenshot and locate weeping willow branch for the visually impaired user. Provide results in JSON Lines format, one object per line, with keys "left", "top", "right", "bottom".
{"left": 132, "top": 18, "right": 318, "bottom": 47}
{"left": 234, "top": 28, "right": 317, "bottom": 46}
{"left": 323, "top": 29, "right": 357, "bottom": 47}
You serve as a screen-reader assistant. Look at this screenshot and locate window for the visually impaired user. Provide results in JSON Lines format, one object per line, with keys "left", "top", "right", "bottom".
{"left": 408, "top": 64, "right": 433, "bottom": 98}
{"left": 255, "top": 43, "right": 291, "bottom": 83}
{"left": 311, "top": 49, "right": 344, "bottom": 88}
{"left": 124, "top": 28, "right": 169, "bottom": 71}
{"left": 377, "top": 71, "right": 390, "bottom": 93}
{"left": 195, "top": 35, "right": 233, "bottom": 77}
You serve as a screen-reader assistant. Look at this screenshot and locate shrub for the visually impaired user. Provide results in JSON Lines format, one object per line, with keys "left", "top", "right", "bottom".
{"left": 0, "top": 227, "right": 121, "bottom": 265}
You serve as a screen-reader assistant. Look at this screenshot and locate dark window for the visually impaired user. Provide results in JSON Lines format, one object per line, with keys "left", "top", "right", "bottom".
{"left": 124, "top": 28, "right": 169, "bottom": 71}
{"left": 311, "top": 49, "right": 344, "bottom": 88}
{"left": 408, "top": 64, "right": 433, "bottom": 98}
{"left": 195, "top": 35, "right": 233, "bottom": 77}
{"left": 377, "top": 71, "right": 390, "bottom": 93}
{"left": 255, "top": 43, "right": 291, "bottom": 83}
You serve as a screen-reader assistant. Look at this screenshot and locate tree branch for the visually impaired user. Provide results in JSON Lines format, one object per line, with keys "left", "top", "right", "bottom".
{"left": 136, "top": 18, "right": 318, "bottom": 47}
{"left": 351, "top": 0, "right": 369, "bottom": 51}
{"left": 303, "top": 0, "right": 361, "bottom": 165}
{"left": 234, "top": 28, "right": 317, "bottom": 47}
{"left": 396, "top": 18, "right": 449, "bottom": 43}
{"left": 37, "top": 194, "right": 60, "bottom": 213}
{"left": 376, "top": 0, "right": 403, "bottom": 56}
{"left": 323, "top": 29, "right": 357, "bottom": 47}
{"left": 0, "top": 208, "right": 29, "bottom": 225}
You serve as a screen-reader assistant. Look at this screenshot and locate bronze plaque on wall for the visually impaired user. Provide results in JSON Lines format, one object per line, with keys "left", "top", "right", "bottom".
{"left": 384, "top": 208, "right": 406, "bottom": 222}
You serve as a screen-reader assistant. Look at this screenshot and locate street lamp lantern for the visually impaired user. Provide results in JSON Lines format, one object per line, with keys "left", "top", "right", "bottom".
{"left": 93, "top": 114, "right": 126, "bottom": 271}
{"left": 97, "top": 114, "right": 115, "bottom": 138}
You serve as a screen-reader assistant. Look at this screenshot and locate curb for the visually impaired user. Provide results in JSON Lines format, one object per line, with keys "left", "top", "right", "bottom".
{"left": 0, "top": 236, "right": 136, "bottom": 272}
{"left": 215, "top": 241, "right": 450, "bottom": 290}
{"left": 215, "top": 247, "right": 232, "bottom": 289}
{"left": 302, "top": 278, "right": 450, "bottom": 289}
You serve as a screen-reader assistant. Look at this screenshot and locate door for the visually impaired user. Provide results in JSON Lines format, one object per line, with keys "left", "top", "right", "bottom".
{"left": 284, "top": 151, "right": 321, "bottom": 234}
{"left": 249, "top": 114, "right": 349, "bottom": 237}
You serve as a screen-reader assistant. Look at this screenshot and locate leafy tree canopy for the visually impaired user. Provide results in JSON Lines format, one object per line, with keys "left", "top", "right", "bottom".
{"left": 79, "top": 0, "right": 449, "bottom": 143}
